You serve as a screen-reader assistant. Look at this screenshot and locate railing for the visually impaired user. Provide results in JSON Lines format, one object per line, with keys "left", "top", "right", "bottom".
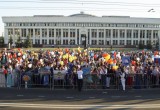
{"left": 0, "top": 71, "right": 160, "bottom": 90}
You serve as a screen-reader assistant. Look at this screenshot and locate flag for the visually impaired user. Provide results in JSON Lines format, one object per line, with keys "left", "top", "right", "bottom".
{"left": 154, "top": 58, "right": 160, "bottom": 64}
{"left": 122, "top": 56, "right": 131, "bottom": 66}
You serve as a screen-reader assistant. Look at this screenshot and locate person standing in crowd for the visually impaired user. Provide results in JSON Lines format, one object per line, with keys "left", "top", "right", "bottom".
{"left": 119, "top": 68, "right": 126, "bottom": 91}
{"left": 77, "top": 66, "right": 83, "bottom": 92}
{"left": 3, "top": 65, "right": 8, "bottom": 87}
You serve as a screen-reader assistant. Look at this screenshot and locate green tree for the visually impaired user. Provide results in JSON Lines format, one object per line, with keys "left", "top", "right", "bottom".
{"left": 25, "top": 35, "right": 32, "bottom": 48}
{"left": 146, "top": 41, "right": 152, "bottom": 49}
{"left": 155, "top": 41, "right": 159, "bottom": 50}
{"left": 8, "top": 36, "right": 13, "bottom": 45}
{"left": 138, "top": 40, "right": 144, "bottom": 49}
{"left": 16, "top": 36, "right": 21, "bottom": 47}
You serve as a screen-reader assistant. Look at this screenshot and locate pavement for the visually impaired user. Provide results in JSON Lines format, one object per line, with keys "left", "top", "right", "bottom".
{"left": 0, "top": 88, "right": 160, "bottom": 110}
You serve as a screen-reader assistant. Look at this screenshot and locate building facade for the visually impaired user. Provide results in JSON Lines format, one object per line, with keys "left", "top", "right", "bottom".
{"left": 2, "top": 12, "right": 160, "bottom": 47}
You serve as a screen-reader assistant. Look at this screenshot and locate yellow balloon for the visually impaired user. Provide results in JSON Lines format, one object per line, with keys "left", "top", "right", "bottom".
{"left": 105, "top": 55, "right": 110, "bottom": 61}
{"left": 112, "top": 66, "right": 118, "bottom": 70}
{"left": 60, "top": 61, "right": 64, "bottom": 65}
{"left": 69, "top": 58, "right": 73, "bottom": 62}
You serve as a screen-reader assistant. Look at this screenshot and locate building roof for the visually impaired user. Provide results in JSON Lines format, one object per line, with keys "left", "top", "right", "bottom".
{"left": 2, "top": 12, "right": 160, "bottom": 24}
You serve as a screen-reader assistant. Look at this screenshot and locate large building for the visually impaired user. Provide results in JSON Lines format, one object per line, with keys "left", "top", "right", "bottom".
{"left": 2, "top": 12, "right": 160, "bottom": 47}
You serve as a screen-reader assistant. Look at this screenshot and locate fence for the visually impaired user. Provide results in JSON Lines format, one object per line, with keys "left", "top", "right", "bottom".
{"left": 0, "top": 70, "right": 160, "bottom": 90}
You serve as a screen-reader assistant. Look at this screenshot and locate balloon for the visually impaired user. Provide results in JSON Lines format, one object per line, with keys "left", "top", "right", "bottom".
{"left": 60, "top": 61, "right": 64, "bottom": 65}
{"left": 113, "top": 59, "right": 117, "bottom": 63}
{"left": 102, "top": 53, "right": 108, "bottom": 58}
{"left": 108, "top": 59, "right": 113, "bottom": 64}
{"left": 131, "top": 60, "right": 136, "bottom": 65}
{"left": 69, "top": 57, "right": 73, "bottom": 62}
{"left": 105, "top": 54, "right": 110, "bottom": 61}
{"left": 65, "top": 48, "right": 69, "bottom": 53}
{"left": 112, "top": 66, "right": 119, "bottom": 70}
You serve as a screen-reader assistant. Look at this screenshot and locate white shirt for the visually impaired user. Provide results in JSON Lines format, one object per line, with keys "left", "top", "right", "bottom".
{"left": 77, "top": 70, "right": 83, "bottom": 79}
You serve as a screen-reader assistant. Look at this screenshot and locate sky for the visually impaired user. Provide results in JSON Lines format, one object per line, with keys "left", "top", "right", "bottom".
{"left": 1, "top": 0, "right": 160, "bottom": 36}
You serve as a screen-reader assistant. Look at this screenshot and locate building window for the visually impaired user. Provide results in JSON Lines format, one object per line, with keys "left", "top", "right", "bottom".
{"left": 35, "top": 29, "right": 40, "bottom": 37}
{"left": 28, "top": 29, "right": 33, "bottom": 37}
{"left": 99, "top": 29, "right": 104, "bottom": 38}
{"left": 49, "top": 29, "right": 54, "bottom": 37}
{"left": 63, "top": 29, "right": 68, "bottom": 37}
{"left": 42, "top": 29, "right": 47, "bottom": 37}
{"left": 113, "top": 40, "right": 118, "bottom": 45}
{"left": 127, "top": 30, "right": 132, "bottom": 38}
{"left": 35, "top": 39, "right": 40, "bottom": 44}
{"left": 120, "top": 29, "right": 125, "bottom": 38}
{"left": 147, "top": 30, "right": 151, "bottom": 38}
{"left": 126, "top": 40, "right": 131, "bottom": 45}
{"left": 91, "top": 29, "right": 97, "bottom": 38}
{"left": 92, "top": 40, "right": 97, "bottom": 45}
{"left": 56, "top": 29, "right": 61, "bottom": 38}
{"left": 153, "top": 30, "right": 158, "bottom": 39}
{"left": 42, "top": 39, "right": 47, "bottom": 44}
{"left": 8, "top": 29, "right": 13, "bottom": 37}
{"left": 21, "top": 29, "right": 26, "bottom": 37}
{"left": 49, "top": 40, "right": 54, "bottom": 45}
{"left": 133, "top": 30, "right": 138, "bottom": 38}
{"left": 70, "top": 29, "right": 75, "bottom": 38}
{"left": 120, "top": 40, "right": 124, "bottom": 45}
{"left": 105, "top": 29, "right": 111, "bottom": 38}
{"left": 113, "top": 29, "right": 118, "bottom": 38}
{"left": 99, "top": 40, "right": 104, "bottom": 45}
{"left": 140, "top": 30, "right": 145, "bottom": 38}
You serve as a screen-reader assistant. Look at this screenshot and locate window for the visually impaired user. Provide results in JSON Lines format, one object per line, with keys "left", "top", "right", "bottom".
{"left": 113, "top": 40, "right": 118, "bottom": 45}
{"left": 35, "top": 29, "right": 40, "bottom": 37}
{"left": 140, "top": 30, "right": 145, "bottom": 38}
{"left": 99, "top": 40, "right": 104, "bottom": 45}
{"left": 120, "top": 40, "right": 124, "bottom": 45}
{"left": 42, "top": 29, "right": 47, "bottom": 37}
{"left": 133, "top": 30, "right": 138, "bottom": 38}
{"left": 91, "top": 29, "right": 97, "bottom": 38}
{"left": 98, "top": 29, "right": 104, "bottom": 38}
{"left": 126, "top": 40, "right": 131, "bottom": 45}
{"left": 70, "top": 29, "right": 76, "bottom": 38}
{"left": 120, "top": 29, "right": 125, "bottom": 38}
{"left": 127, "top": 30, "right": 132, "bottom": 38}
{"left": 63, "top": 29, "right": 68, "bottom": 37}
{"left": 8, "top": 29, "right": 13, "bottom": 37}
{"left": 21, "top": 29, "right": 26, "bottom": 37}
{"left": 106, "top": 29, "right": 111, "bottom": 38}
{"left": 147, "top": 30, "right": 151, "bottom": 38}
{"left": 113, "top": 29, "right": 118, "bottom": 38}
{"left": 91, "top": 40, "right": 97, "bottom": 45}
{"left": 28, "top": 29, "right": 33, "bottom": 37}
{"left": 153, "top": 30, "right": 158, "bottom": 39}
{"left": 49, "top": 29, "right": 54, "bottom": 37}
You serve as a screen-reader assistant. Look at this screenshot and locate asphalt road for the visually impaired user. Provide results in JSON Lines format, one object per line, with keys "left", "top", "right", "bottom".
{"left": 0, "top": 88, "right": 160, "bottom": 110}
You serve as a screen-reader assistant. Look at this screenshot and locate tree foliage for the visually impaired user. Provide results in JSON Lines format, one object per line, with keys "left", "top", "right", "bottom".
{"left": 25, "top": 35, "right": 32, "bottom": 48}
{"left": 8, "top": 36, "right": 13, "bottom": 45}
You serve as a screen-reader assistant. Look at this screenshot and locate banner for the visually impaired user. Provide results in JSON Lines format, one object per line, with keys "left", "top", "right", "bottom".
{"left": 154, "top": 58, "right": 160, "bottom": 64}
{"left": 122, "top": 56, "right": 131, "bottom": 66}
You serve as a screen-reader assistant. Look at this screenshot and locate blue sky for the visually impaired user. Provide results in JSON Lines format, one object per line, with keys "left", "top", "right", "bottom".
{"left": 0, "top": 0, "right": 160, "bottom": 36}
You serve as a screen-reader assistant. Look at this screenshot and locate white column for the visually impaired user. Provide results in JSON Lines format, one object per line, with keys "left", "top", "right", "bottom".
{"left": 131, "top": 29, "right": 133, "bottom": 45}
{"left": 75, "top": 29, "right": 77, "bottom": 45}
{"left": 89, "top": 29, "right": 91, "bottom": 45}
{"left": 97, "top": 29, "right": 99, "bottom": 45}
{"left": 68, "top": 29, "right": 70, "bottom": 45}
{"left": 103, "top": 29, "right": 105, "bottom": 45}
{"left": 124, "top": 29, "right": 127, "bottom": 45}
{"left": 54, "top": 28, "right": 56, "bottom": 45}
{"left": 4, "top": 28, "right": 8, "bottom": 44}
{"left": 145, "top": 30, "right": 147, "bottom": 45}
{"left": 33, "top": 28, "right": 35, "bottom": 44}
{"left": 40, "top": 28, "right": 42, "bottom": 44}
{"left": 158, "top": 30, "right": 160, "bottom": 50}
{"left": 79, "top": 29, "right": 81, "bottom": 45}
{"left": 138, "top": 29, "right": 140, "bottom": 43}
{"left": 118, "top": 29, "right": 120, "bottom": 45}
{"left": 13, "top": 28, "right": 15, "bottom": 44}
{"left": 47, "top": 28, "right": 49, "bottom": 44}
{"left": 110, "top": 29, "right": 113, "bottom": 45}
{"left": 61, "top": 28, "right": 63, "bottom": 45}
{"left": 151, "top": 30, "right": 153, "bottom": 45}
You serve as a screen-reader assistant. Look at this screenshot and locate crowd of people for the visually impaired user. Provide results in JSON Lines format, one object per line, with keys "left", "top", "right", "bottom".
{"left": 0, "top": 47, "right": 160, "bottom": 91}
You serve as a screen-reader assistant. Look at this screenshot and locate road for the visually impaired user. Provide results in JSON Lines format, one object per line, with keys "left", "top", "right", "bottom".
{"left": 0, "top": 88, "right": 160, "bottom": 110}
